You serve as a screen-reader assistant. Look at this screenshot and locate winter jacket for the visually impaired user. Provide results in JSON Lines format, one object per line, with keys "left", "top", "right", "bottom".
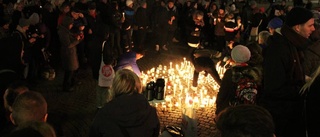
{"left": 304, "top": 40, "right": 320, "bottom": 76}
{"left": 57, "top": 18, "right": 80, "bottom": 71}
{"left": 261, "top": 24, "right": 312, "bottom": 137}
{"left": 114, "top": 51, "right": 141, "bottom": 76}
{"left": 90, "top": 93, "right": 160, "bottom": 137}
{"left": 216, "top": 65, "right": 261, "bottom": 115}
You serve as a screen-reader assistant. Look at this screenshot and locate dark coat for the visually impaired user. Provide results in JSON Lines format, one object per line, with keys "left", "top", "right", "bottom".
{"left": 135, "top": 7, "right": 149, "bottom": 29}
{"left": 166, "top": 6, "right": 178, "bottom": 31}
{"left": 304, "top": 41, "right": 320, "bottom": 76}
{"left": 261, "top": 24, "right": 312, "bottom": 137}
{"left": 306, "top": 75, "right": 320, "bottom": 137}
{"left": 57, "top": 22, "right": 80, "bottom": 71}
{"left": 90, "top": 93, "right": 160, "bottom": 137}
{"left": 215, "top": 68, "right": 234, "bottom": 115}
{"left": 216, "top": 65, "right": 261, "bottom": 115}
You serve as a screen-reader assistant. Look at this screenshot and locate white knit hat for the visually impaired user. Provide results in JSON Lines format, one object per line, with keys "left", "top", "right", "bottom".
{"left": 126, "top": 0, "right": 133, "bottom": 6}
{"left": 231, "top": 45, "right": 251, "bottom": 63}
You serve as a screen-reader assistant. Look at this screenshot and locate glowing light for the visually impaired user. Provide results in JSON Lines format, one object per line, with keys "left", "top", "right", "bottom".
{"left": 142, "top": 59, "right": 226, "bottom": 111}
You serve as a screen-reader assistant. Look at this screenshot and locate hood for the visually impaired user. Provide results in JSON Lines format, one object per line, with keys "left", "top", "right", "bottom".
{"left": 101, "top": 93, "right": 154, "bottom": 128}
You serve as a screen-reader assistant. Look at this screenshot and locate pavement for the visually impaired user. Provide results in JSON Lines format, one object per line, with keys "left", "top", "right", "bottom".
{"left": 32, "top": 34, "right": 220, "bottom": 137}
{"left": 31, "top": 1, "right": 299, "bottom": 135}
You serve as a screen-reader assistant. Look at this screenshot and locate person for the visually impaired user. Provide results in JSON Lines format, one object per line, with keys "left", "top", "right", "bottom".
{"left": 215, "top": 104, "right": 275, "bottom": 137}
{"left": 1, "top": 81, "right": 29, "bottom": 135}
{"left": 89, "top": 69, "right": 160, "bottom": 137}
{"left": 191, "top": 47, "right": 222, "bottom": 88}
{"left": 267, "top": 17, "right": 283, "bottom": 35}
{"left": 57, "top": 16, "right": 83, "bottom": 92}
{"left": 133, "top": 1, "right": 148, "bottom": 49}
{"left": 88, "top": 22, "right": 115, "bottom": 109}
{"left": 216, "top": 45, "right": 261, "bottom": 115}
{"left": 300, "top": 66, "right": 320, "bottom": 137}
{"left": 304, "top": 25, "right": 320, "bottom": 77}
{"left": 10, "top": 91, "right": 48, "bottom": 127}
{"left": 0, "top": 17, "right": 10, "bottom": 39}
{"left": 258, "top": 30, "right": 270, "bottom": 50}
{"left": 153, "top": 0, "right": 169, "bottom": 52}
{"left": 8, "top": 121, "right": 56, "bottom": 137}
{"left": 261, "top": 7, "right": 315, "bottom": 137}
{"left": 114, "top": 48, "right": 145, "bottom": 77}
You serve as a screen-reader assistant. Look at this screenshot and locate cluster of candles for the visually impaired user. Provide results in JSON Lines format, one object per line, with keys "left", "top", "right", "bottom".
{"left": 141, "top": 58, "right": 226, "bottom": 111}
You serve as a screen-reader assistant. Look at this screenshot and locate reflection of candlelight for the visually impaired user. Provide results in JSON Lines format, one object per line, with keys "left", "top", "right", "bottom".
{"left": 143, "top": 60, "right": 225, "bottom": 110}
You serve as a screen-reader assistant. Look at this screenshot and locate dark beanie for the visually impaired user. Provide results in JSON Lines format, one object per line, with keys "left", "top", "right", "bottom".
{"left": 285, "top": 7, "right": 314, "bottom": 27}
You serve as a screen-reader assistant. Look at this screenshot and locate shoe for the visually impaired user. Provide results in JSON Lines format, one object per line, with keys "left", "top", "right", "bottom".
{"left": 162, "top": 45, "right": 168, "bottom": 51}
{"left": 155, "top": 45, "right": 160, "bottom": 51}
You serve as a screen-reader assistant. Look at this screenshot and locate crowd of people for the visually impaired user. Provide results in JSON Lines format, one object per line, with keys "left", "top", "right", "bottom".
{"left": 1, "top": 0, "right": 320, "bottom": 136}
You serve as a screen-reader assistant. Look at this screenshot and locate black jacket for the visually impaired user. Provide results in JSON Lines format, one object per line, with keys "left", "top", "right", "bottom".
{"left": 261, "top": 24, "right": 312, "bottom": 137}
{"left": 90, "top": 93, "right": 160, "bottom": 137}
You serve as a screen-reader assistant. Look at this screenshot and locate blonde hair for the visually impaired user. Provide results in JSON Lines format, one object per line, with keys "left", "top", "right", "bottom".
{"left": 300, "top": 66, "right": 320, "bottom": 94}
{"left": 111, "top": 69, "right": 142, "bottom": 98}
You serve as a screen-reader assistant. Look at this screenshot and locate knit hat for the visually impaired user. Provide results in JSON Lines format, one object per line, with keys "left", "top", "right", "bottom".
{"left": 268, "top": 17, "right": 283, "bottom": 29}
{"left": 285, "top": 7, "right": 314, "bottom": 27}
{"left": 126, "top": 0, "right": 133, "bottom": 6}
{"left": 28, "top": 13, "right": 40, "bottom": 25}
{"left": 231, "top": 45, "right": 251, "bottom": 63}
{"left": 19, "top": 18, "right": 30, "bottom": 27}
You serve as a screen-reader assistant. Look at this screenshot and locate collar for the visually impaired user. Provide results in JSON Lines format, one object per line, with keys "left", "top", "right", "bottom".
{"left": 280, "top": 24, "right": 313, "bottom": 50}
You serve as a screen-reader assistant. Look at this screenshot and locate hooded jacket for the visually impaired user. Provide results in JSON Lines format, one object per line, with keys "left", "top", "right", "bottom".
{"left": 90, "top": 93, "right": 160, "bottom": 137}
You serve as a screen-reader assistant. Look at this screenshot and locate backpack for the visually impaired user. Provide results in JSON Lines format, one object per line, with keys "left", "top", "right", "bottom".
{"left": 230, "top": 68, "right": 258, "bottom": 106}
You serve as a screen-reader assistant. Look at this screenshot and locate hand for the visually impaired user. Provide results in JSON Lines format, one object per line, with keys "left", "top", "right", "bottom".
{"left": 29, "top": 38, "right": 36, "bottom": 43}
{"left": 76, "top": 35, "right": 81, "bottom": 40}
{"left": 39, "top": 34, "right": 45, "bottom": 38}
{"left": 79, "top": 13, "right": 84, "bottom": 18}
{"left": 193, "top": 53, "right": 200, "bottom": 58}
{"left": 195, "top": 28, "right": 199, "bottom": 31}
{"left": 32, "top": 33, "right": 39, "bottom": 38}
{"left": 88, "top": 29, "right": 93, "bottom": 34}
{"left": 79, "top": 26, "right": 85, "bottom": 31}
{"left": 171, "top": 16, "right": 175, "bottom": 20}
{"left": 126, "top": 25, "right": 131, "bottom": 30}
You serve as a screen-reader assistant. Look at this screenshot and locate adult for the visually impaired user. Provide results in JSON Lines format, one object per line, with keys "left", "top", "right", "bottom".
{"left": 90, "top": 69, "right": 160, "bottom": 137}
{"left": 300, "top": 66, "right": 320, "bottom": 137}
{"left": 10, "top": 91, "right": 48, "bottom": 127}
{"left": 216, "top": 104, "right": 275, "bottom": 137}
{"left": 114, "top": 48, "right": 145, "bottom": 77}
{"left": 261, "top": 7, "right": 315, "bottom": 137}
{"left": 267, "top": 17, "right": 283, "bottom": 35}
{"left": 216, "top": 45, "right": 261, "bottom": 115}
{"left": 57, "top": 16, "right": 83, "bottom": 92}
